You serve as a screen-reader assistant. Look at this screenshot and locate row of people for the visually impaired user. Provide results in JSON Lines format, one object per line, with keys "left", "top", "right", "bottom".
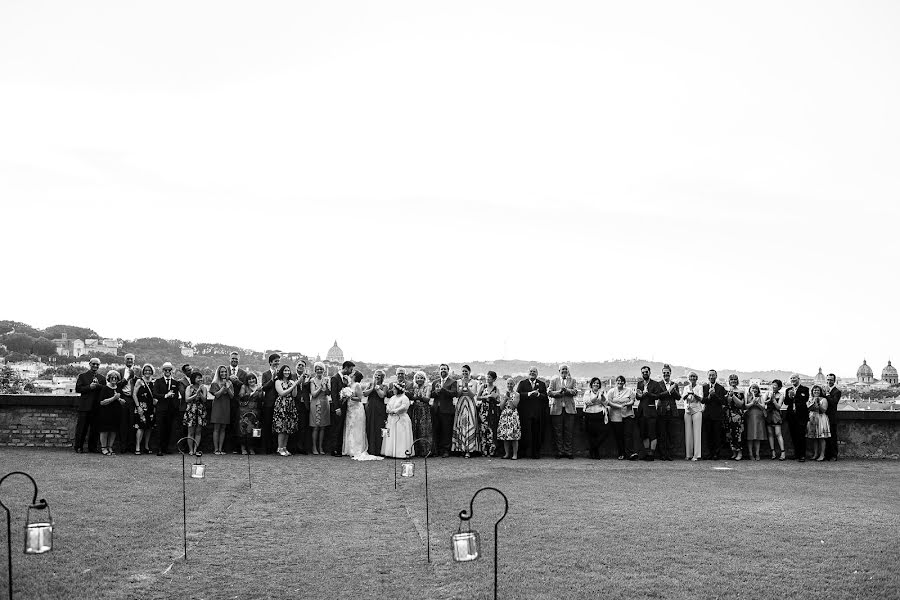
{"left": 73, "top": 356, "right": 841, "bottom": 462}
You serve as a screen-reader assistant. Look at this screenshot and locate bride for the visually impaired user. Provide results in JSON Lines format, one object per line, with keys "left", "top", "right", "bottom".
{"left": 343, "top": 371, "right": 383, "bottom": 461}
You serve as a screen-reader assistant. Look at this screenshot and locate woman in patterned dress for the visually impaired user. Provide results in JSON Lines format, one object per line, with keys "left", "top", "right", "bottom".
{"left": 238, "top": 372, "right": 263, "bottom": 455}
{"left": 132, "top": 364, "right": 156, "bottom": 455}
{"left": 724, "top": 374, "right": 746, "bottom": 461}
{"left": 408, "top": 370, "right": 433, "bottom": 457}
{"left": 273, "top": 365, "right": 300, "bottom": 456}
{"left": 806, "top": 385, "right": 831, "bottom": 461}
{"left": 182, "top": 371, "right": 207, "bottom": 455}
{"left": 452, "top": 365, "right": 481, "bottom": 458}
{"left": 477, "top": 370, "right": 501, "bottom": 457}
{"left": 497, "top": 378, "right": 521, "bottom": 459}
{"left": 309, "top": 362, "right": 331, "bottom": 455}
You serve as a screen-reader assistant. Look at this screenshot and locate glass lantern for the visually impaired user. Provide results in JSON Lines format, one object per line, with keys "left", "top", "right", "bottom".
{"left": 381, "top": 427, "right": 390, "bottom": 438}
{"left": 24, "top": 500, "right": 53, "bottom": 554}
{"left": 400, "top": 460, "right": 414, "bottom": 478}
{"left": 451, "top": 530, "right": 480, "bottom": 562}
{"left": 191, "top": 456, "right": 206, "bottom": 479}
{"left": 251, "top": 428, "right": 261, "bottom": 438}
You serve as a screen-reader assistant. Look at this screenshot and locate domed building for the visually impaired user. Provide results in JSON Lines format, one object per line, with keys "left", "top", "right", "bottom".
{"left": 882, "top": 360, "right": 898, "bottom": 385}
{"left": 856, "top": 360, "right": 874, "bottom": 384}
{"left": 326, "top": 340, "right": 344, "bottom": 364}
{"left": 813, "top": 367, "right": 826, "bottom": 388}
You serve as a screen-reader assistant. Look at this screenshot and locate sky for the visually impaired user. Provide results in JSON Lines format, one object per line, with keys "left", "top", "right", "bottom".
{"left": 1, "top": 0, "right": 899, "bottom": 377}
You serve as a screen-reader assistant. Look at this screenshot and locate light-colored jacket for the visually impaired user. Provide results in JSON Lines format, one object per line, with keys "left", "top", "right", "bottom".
{"left": 547, "top": 375, "right": 578, "bottom": 415}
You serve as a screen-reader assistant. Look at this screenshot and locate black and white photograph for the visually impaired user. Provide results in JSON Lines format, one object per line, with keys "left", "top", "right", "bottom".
{"left": 0, "top": 1, "right": 898, "bottom": 598}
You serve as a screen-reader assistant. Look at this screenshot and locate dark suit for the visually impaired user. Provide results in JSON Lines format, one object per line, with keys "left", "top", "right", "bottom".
{"left": 327, "top": 373, "right": 349, "bottom": 455}
{"left": 516, "top": 378, "right": 548, "bottom": 458}
{"left": 785, "top": 384, "right": 810, "bottom": 460}
{"left": 226, "top": 366, "right": 249, "bottom": 452}
{"left": 152, "top": 377, "right": 180, "bottom": 453}
{"left": 74, "top": 369, "right": 103, "bottom": 452}
{"left": 116, "top": 365, "right": 139, "bottom": 452}
{"left": 702, "top": 382, "right": 727, "bottom": 459}
{"left": 825, "top": 386, "right": 841, "bottom": 460}
{"left": 431, "top": 378, "right": 458, "bottom": 455}
{"left": 656, "top": 380, "right": 681, "bottom": 460}
{"left": 260, "top": 369, "right": 279, "bottom": 454}
{"left": 636, "top": 378, "right": 664, "bottom": 443}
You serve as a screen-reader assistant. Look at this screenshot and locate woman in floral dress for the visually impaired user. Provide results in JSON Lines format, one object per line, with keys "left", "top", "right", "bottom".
{"left": 182, "top": 371, "right": 207, "bottom": 455}
{"left": 497, "top": 378, "right": 521, "bottom": 459}
{"left": 724, "top": 374, "right": 746, "bottom": 461}
{"left": 273, "top": 365, "right": 300, "bottom": 456}
{"left": 451, "top": 365, "right": 481, "bottom": 458}
{"left": 477, "top": 370, "right": 501, "bottom": 457}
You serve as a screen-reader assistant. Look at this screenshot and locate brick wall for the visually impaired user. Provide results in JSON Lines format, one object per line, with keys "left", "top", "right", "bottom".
{"left": 0, "top": 396, "right": 78, "bottom": 448}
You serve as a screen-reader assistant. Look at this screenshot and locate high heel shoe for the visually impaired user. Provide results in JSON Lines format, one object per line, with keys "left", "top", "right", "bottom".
{"left": 779, "top": 451, "right": 786, "bottom": 461}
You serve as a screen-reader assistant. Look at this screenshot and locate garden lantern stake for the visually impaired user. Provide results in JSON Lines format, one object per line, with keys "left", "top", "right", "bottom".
{"left": 175, "top": 437, "right": 205, "bottom": 560}
{"left": 401, "top": 439, "right": 432, "bottom": 562}
{"left": 453, "top": 487, "right": 509, "bottom": 600}
{"left": 0, "top": 471, "right": 53, "bottom": 600}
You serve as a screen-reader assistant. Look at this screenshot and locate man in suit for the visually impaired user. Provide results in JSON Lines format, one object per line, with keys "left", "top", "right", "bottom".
{"left": 785, "top": 373, "right": 810, "bottom": 462}
{"left": 116, "top": 353, "right": 138, "bottom": 454}
{"left": 288, "top": 359, "right": 310, "bottom": 455}
{"left": 152, "top": 362, "right": 180, "bottom": 455}
{"left": 74, "top": 358, "right": 103, "bottom": 453}
{"left": 825, "top": 373, "right": 841, "bottom": 461}
{"left": 516, "top": 367, "right": 549, "bottom": 459}
{"left": 259, "top": 353, "right": 281, "bottom": 455}
{"left": 226, "top": 352, "right": 249, "bottom": 453}
{"left": 636, "top": 365, "right": 664, "bottom": 461}
{"left": 702, "top": 369, "right": 727, "bottom": 460}
{"left": 328, "top": 360, "right": 356, "bottom": 456}
{"left": 657, "top": 364, "right": 680, "bottom": 461}
{"left": 547, "top": 364, "right": 578, "bottom": 459}
{"left": 431, "top": 363, "right": 458, "bottom": 458}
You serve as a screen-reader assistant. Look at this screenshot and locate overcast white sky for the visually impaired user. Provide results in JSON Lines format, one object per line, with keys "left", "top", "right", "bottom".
{"left": 2, "top": 0, "right": 898, "bottom": 376}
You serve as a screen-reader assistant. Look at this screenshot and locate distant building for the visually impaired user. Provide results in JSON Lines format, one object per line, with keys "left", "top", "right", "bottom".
{"left": 52, "top": 333, "right": 85, "bottom": 357}
{"left": 7, "top": 361, "right": 47, "bottom": 380}
{"left": 857, "top": 360, "right": 875, "bottom": 384}
{"left": 84, "top": 338, "right": 119, "bottom": 356}
{"left": 882, "top": 361, "right": 898, "bottom": 385}
{"left": 813, "top": 367, "right": 827, "bottom": 388}
{"left": 180, "top": 345, "right": 195, "bottom": 358}
{"left": 326, "top": 340, "right": 344, "bottom": 364}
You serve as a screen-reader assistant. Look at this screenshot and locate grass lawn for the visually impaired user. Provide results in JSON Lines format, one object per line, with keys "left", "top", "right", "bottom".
{"left": 0, "top": 449, "right": 897, "bottom": 599}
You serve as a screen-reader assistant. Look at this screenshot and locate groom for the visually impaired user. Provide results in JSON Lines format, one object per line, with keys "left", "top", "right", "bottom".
{"left": 327, "top": 361, "right": 356, "bottom": 456}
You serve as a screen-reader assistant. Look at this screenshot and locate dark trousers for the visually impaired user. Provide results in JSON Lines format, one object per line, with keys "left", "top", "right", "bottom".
{"left": 327, "top": 406, "right": 345, "bottom": 454}
{"left": 550, "top": 412, "right": 575, "bottom": 456}
{"left": 289, "top": 400, "right": 309, "bottom": 453}
{"left": 610, "top": 417, "right": 637, "bottom": 457}
{"left": 74, "top": 410, "right": 97, "bottom": 451}
{"left": 825, "top": 413, "right": 838, "bottom": 459}
{"left": 118, "top": 404, "right": 134, "bottom": 452}
{"left": 433, "top": 411, "right": 454, "bottom": 455}
{"left": 261, "top": 405, "right": 275, "bottom": 454}
{"left": 228, "top": 396, "right": 241, "bottom": 452}
{"left": 702, "top": 418, "right": 725, "bottom": 459}
{"left": 520, "top": 415, "right": 543, "bottom": 458}
{"left": 657, "top": 414, "right": 678, "bottom": 459}
{"left": 584, "top": 413, "right": 607, "bottom": 458}
{"left": 155, "top": 410, "right": 175, "bottom": 453}
{"left": 787, "top": 412, "right": 807, "bottom": 459}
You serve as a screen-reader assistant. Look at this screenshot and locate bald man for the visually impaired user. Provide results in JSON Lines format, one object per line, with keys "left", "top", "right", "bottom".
{"left": 548, "top": 365, "right": 578, "bottom": 459}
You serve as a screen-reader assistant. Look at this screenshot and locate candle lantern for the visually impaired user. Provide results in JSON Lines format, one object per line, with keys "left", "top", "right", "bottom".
{"left": 190, "top": 455, "right": 206, "bottom": 479}
{"left": 400, "top": 460, "right": 415, "bottom": 478}
{"left": 24, "top": 500, "right": 53, "bottom": 555}
{"left": 251, "top": 428, "right": 261, "bottom": 438}
{"left": 451, "top": 530, "right": 480, "bottom": 562}
{"left": 381, "top": 427, "right": 390, "bottom": 438}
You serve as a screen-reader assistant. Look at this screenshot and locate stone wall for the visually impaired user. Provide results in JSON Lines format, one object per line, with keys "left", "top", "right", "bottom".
{"left": 0, "top": 395, "right": 898, "bottom": 458}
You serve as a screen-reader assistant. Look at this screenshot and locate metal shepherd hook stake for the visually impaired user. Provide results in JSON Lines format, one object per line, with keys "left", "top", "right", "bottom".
{"left": 0, "top": 471, "right": 53, "bottom": 600}
{"left": 456, "top": 487, "right": 509, "bottom": 600}
{"left": 175, "top": 436, "right": 199, "bottom": 561}
{"left": 401, "top": 438, "right": 432, "bottom": 562}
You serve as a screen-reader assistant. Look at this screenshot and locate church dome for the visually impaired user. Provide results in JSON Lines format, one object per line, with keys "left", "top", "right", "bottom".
{"left": 882, "top": 360, "right": 898, "bottom": 384}
{"left": 326, "top": 340, "right": 344, "bottom": 363}
{"left": 813, "top": 368, "right": 826, "bottom": 387}
{"left": 857, "top": 359, "right": 874, "bottom": 383}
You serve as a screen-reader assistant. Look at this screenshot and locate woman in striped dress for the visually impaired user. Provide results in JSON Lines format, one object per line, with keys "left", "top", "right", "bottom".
{"left": 451, "top": 365, "right": 481, "bottom": 458}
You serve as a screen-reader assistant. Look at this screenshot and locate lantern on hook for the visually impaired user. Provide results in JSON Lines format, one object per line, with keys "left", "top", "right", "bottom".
{"left": 381, "top": 427, "right": 390, "bottom": 438}
{"left": 190, "top": 454, "right": 206, "bottom": 479}
{"left": 451, "top": 528, "right": 480, "bottom": 562}
{"left": 400, "top": 460, "right": 414, "bottom": 478}
{"left": 24, "top": 499, "right": 53, "bottom": 555}
{"left": 251, "top": 428, "right": 261, "bottom": 438}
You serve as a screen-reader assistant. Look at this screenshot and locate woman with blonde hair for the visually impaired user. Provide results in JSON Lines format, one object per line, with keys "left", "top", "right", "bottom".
{"left": 745, "top": 383, "right": 767, "bottom": 461}
{"left": 183, "top": 371, "right": 208, "bottom": 455}
{"left": 497, "top": 379, "right": 522, "bottom": 459}
{"left": 209, "top": 365, "right": 235, "bottom": 455}
{"left": 274, "top": 365, "right": 300, "bottom": 456}
{"left": 409, "top": 370, "right": 433, "bottom": 456}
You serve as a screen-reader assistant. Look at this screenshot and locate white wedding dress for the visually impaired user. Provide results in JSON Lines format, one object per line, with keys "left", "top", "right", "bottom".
{"left": 342, "top": 382, "right": 383, "bottom": 461}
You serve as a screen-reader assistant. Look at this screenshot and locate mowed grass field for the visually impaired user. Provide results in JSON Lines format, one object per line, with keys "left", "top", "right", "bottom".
{"left": 0, "top": 449, "right": 897, "bottom": 600}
